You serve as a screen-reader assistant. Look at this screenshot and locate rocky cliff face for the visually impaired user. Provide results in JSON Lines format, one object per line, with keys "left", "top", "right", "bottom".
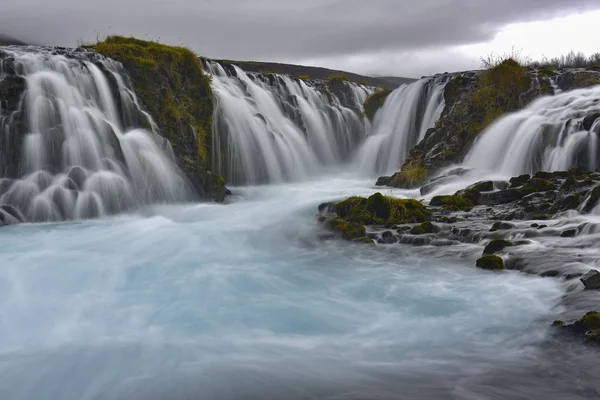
{"left": 89, "top": 36, "right": 228, "bottom": 201}
{"left": 380, "top": 61, "right": 600, "bottom": 188}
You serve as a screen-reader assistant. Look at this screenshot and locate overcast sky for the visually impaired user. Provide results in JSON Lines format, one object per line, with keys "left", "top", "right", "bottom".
{"left": 2, "top": 0, "right": 600, "bottom": 77}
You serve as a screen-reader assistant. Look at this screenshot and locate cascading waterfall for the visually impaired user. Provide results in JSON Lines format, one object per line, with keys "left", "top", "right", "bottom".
{"left": 464, "top": 84, "right": 600, "bottom": 176}
{"left": 355, "top": 74, "right": 448, "bottom": 175}
{"left": 205, "top": 60, "right": 372, "bottom": 184}
{"left": 0, "top": 47, "right": 192, "bottom": 224}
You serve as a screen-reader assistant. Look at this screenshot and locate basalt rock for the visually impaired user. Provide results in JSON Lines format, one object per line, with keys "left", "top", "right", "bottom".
{"left": 580, "top": 270, "right": 600, "bottom": 290}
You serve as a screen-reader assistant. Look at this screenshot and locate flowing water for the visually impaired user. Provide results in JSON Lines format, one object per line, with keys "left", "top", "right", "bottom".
{"left": 0, "top": 176, "right": 589, "bottom": 400}
{"left": 1, "top": 48, "right": 600, "bottom": 399}
{"left": 0, "top": 47, "right": 193, "bottom": 224}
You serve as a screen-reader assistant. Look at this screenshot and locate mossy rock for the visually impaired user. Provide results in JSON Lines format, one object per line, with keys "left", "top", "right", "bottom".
{"left": 363, "top": 89, "right": 392, "bottom": 122}
{"left": 335, "top": 193, "right": 430, "bottom": 226}
{"left": 329, "top": 218, "right": 367, "bottom": 240}
{"left": 90, "top": 36, "right": 219, "bottom": 199}
{"left": 483, "top": 239, "right": 512, "bottom": 255}
{"left": 509, "top": 174, "right": 531, "bottom": 188}
{"left": 456, "top": 181, "right": 494, "bottom": 204}
{"left": 476, "top": 255, "right": 504, "bottom": 270}
{"left": 522, "top": 178, "right": 553, "bottom": 195}
{"left": 410, "top": 221, "right": 440, "bottom": 235}
{"left": 393, "top": 167, "right": 429, "bottom": 189}
{"left": 490, "top": 221, "right": 515, "bottom": 232}
{"left": 430, "top": 195, "right": 473, "bottom": 211}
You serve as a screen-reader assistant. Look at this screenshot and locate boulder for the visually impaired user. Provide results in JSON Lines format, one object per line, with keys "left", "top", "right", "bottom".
{"left": 490, "top": 221, "right": 515, "bottom": 231}
{"left": 483, "top": 239, "right": 513, "bottom": 255}
{"left": 476, "top": 255, "right": 505, "bottom": 270}
{"left": 583, "top": 112, "right": 600, "bottom": 131}
{"left": 581, "top": 269, "right": 600, "bottom": 290}
{"left": 478, "top": 188, "right": 524, "bottom": 205}
{"left": 375, "top": 176, "right": 393, "bottom": 186}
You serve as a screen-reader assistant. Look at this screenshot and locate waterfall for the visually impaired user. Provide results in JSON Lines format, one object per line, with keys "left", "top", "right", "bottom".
{"left": 0, "top": 47, "right": 193, "bottom": 224}
{"left": 355, "top": 75, "right": 448, "bottom": 175}
{"left": 464, "top": 84, "right": 600, "bottom": 176}
{"left": 205, "top": 60, "right": 372, "bottom": 185}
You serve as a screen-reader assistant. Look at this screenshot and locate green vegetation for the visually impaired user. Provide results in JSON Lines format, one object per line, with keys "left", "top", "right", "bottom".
{"left": 298, "top": 74, "right": 310, "bottom": 80}
{"left": 537, "top": 65, "right": 557, "bottom": 78}
{"left": 429, "top": 195, "right": 473, "bottom": 211}
{"left": 363, "top": 89, "right": 392, "bottom": 122}
{"left": 89, "top": 36, "right": 213, "bottom": 166}
{"left": 394, "top": 166, "right": 429, "bottom": 189}
{"left": 530, "top": 51, "right": 600, "bottom": 69}
{"left": 476, "top": 255, "right": 505, "bottom": 271}
{"left": 336, "top": 193, "right": 430, "bottom": 226}
{"left": 521, "top": 178, "right": 553, "bottom": 195}
{"left": 456, "top": 181, "right": 494, "bottom": 204}
{"left": 327, "top": 75, "right": 350, "bottom": 86}
{"left": 329, "top": 218, "right": 367, "bottom": 240}
{"left": 574, "top": 72, "right": 600, "bottom": 88}
{"left": 467, "top": 58, "right": 530, "bottom": 135}
{"left": 410, "top": 221, "right": 440, "bottom": 235}
{"left": 571, "top": 311, "right": 600, "bottom": 341}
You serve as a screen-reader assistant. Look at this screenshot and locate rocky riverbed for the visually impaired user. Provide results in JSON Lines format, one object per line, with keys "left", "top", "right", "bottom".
{"left": 317, "top": 168, "right": 600, "bottom": 344}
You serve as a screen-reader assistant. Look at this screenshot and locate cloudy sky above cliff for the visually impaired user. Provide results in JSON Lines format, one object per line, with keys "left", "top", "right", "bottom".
{"left": 2, "top": 0, "right": 600, "bottom": 77}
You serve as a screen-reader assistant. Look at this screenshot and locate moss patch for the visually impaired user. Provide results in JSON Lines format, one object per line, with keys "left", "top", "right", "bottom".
{"left": 410, "top": 221, "right": 440, "bottom": 235}
{"left": 336, "top": 193, "right": 431, "bottom": 226}
{"left": 476, "top": 255, "right": 505, "bottom": 270}
{"left": 89, "top": 36, "right": 226, "bottom": 200}
{"left": 394, "top": 167, "right": 429, "bottom": 189}
{"left": 466, "top": 58, "right": 530, "bottom": 135}
{"left": 430, "top": 195, "right": 473, "bottom": 211}
{"left": 363, "top": 89, "right": 392, "bottom": 122}
{"left": 456, "top": 181, "right": 494, "bottom": 204}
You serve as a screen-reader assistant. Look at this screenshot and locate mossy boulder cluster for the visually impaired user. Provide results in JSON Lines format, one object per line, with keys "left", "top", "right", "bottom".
{"left": 319, "top": 192, "right": 430, "bottom": 243}
{"left": 554, "top": 311, "right": 600, "bottom": 342}
{"left": 89, "top": 36, "right": 227, "bottom": 201}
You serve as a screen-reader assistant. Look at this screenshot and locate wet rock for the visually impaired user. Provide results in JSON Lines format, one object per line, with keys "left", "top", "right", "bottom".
{"left": 476, "top": 255, "right": 504, "bottom": 270}
{"left": 456, "top": 181, "right": 494, "bottom": 204}
{"left": 381, "top": 230, "right": 398, "bottom": 244}
{"left": 479, "top": 188, "right": 524, "bottom": 205}
{"left": 490, "top": 221, "right": 515, "bottom": 231}
{"left": 410, "top": 221, "right": 440, "bottom": 235}
{"left": 0, "top": 75, "right": 26, "bottom": 114}
{"left": 430, "top": 195, "right": 473, "bottom": 211}
{"left": 580, "top": 269, "right": 600, "bottom": 290}
{"left": 375, "top": 176, "right": 393, "bottom": 186}
{"left": 509, "top": 174, "right": 531, "bottom": 188}
{"left": 483, "top": 239, "right": 513, "bottom": 255}
{"left": 583, "top": 112, "right": 600, "bottom": 131}
{"left": 583, "top": 185, "right": 600, "bottom": 212}
{"left": 560, "top": 229, "right": 577, "bottom": 238}
{"left": 555, "top": 311, "right": 600, "bottom": 342}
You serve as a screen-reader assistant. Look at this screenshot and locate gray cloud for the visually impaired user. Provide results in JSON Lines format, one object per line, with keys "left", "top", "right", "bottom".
{"left": 2, "top": 0, "right": 599, "bottom": 77}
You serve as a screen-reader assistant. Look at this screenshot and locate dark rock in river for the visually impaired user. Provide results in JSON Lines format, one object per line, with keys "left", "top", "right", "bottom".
{"left": 581, "top": 270, "right": 600, "bottom": 290}
{"left": 476, "top": 255, "right": 505, "bottom": 271}
{"left": 483, "top": 239, "right": 513, "bottom": 255}
{"left": 583, "top": 112, "right": 600, "bottom": 131}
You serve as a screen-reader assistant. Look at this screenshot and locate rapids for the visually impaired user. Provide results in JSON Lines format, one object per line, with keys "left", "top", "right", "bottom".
{"left": 0, "top": 176, "right": 592, "bottom": 400}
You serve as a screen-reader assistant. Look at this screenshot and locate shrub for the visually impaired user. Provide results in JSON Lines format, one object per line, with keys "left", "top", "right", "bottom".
{"left": 363, "top": 89, "right": 392, "bottom": 122}
{"left": 298, "top": 74, "right": 310, "bottom": 80}
{"left": 327, "top": 75, "right": 350, "bottom": 85}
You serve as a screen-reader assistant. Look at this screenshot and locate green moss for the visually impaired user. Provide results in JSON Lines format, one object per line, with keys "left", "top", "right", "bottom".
{"left": 467, "top": 58, "right": 530, "bottom": 134}
{"left": 456, "top": 181, "right": 494, "bottom": 204}
{"left": 430, "top": 195, "right": 473, "bottom": 211}
{"left": 394, "top": 167, "right": 429, "bottom": 189}
{"left": 552, "top": 320, "right": 565, "bottom": 327}
{"left": 330, "top": 218, "right": 367, "bottom": 240}
{"left": 90, "top": 35, "right": 214, "bottom": 169}
{"left": 573, "top": 311, "right": 600, "bottom": 331}
{"left": 537, "top": 65, "right": 557, "bottom": 78}
{"left": 410, "top": 221, "right": 440, "bottom": 235}
{"left": 335, "top": 193, "right": 430, "bottom": 226}
{"left": 298, "top": 74, "right": 310, "bottom": 80}
{"left": 355, "top": 236, "right": 375, "bottom": 245}
{"left": 522, "top": 178, "right": 552, "bottom": 194}
{"left": 363, "top": 89, "right": 392, "bottom": 122}
{"left": 574, "top": 72, "right": 599, "bottom": 88}
{"left": 327, "top": 75, "right": 350, "bottom": 85}
{"left": 476, "top": 255, "right": 505, "bottom": 270}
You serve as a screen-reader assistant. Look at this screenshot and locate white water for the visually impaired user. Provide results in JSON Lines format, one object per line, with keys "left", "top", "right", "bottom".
{"left": 0, "top": 47, "right": 192, "bottom": 223}
{"left": 206, "top": 61, "right": 371, "bottom": 184}
{"left": 356, "top": 75, "right": 447, "bottom": 175}
{"left": 0, "top": 176, "right": 563, "bottom": 399}
{"left": 465, "top": 84, "right": 600, "bottom": 176}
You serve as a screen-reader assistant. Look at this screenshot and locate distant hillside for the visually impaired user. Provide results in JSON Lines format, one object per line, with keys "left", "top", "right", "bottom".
{"left": 0, "top": 34, "right": 27, "bottom": 46}
{"left": 375, "top": 76, "right": 417, "bottom": 87}
{"left": 215, "top": 59, "right": 415, "bottom": 89}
